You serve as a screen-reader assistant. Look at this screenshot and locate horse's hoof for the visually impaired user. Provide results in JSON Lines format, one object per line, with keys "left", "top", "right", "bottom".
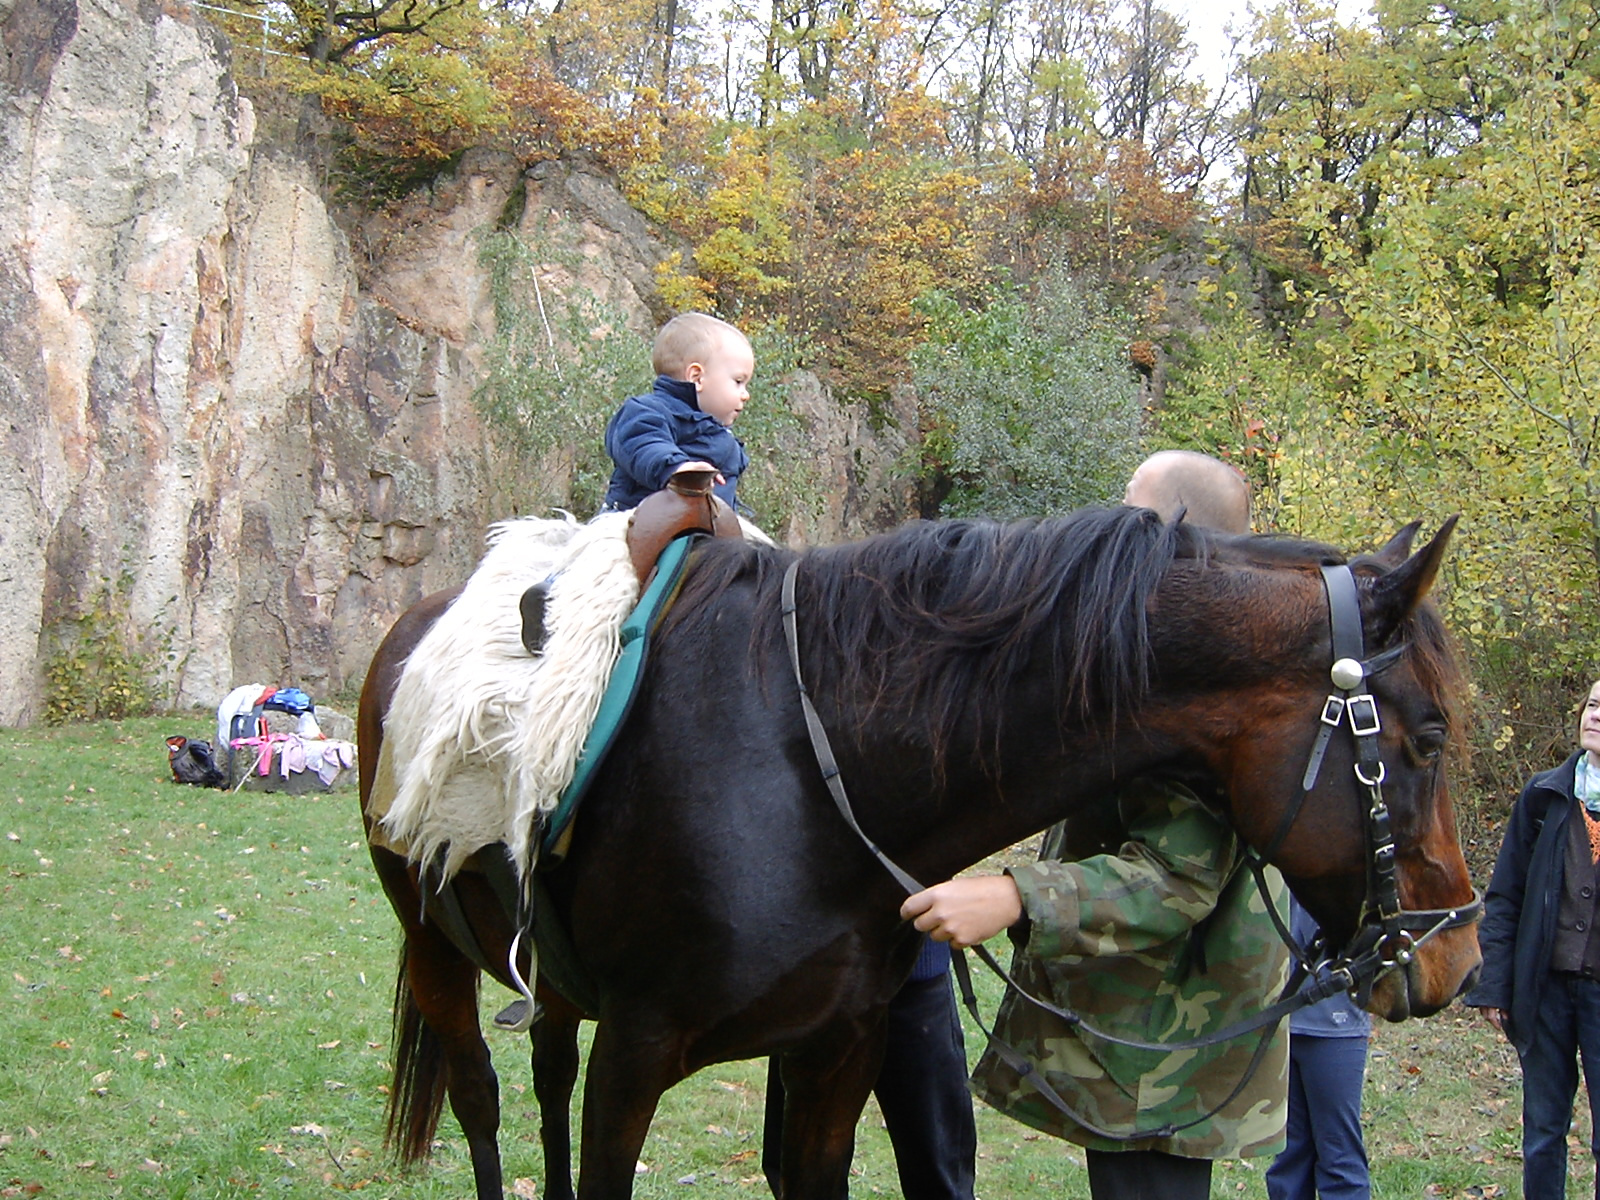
{"left": 519, "top": 585, "right": 549, "bottom": 656}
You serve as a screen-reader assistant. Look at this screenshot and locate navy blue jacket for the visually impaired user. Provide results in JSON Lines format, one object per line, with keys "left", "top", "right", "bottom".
{"left": 1465, "top": 751, "right": 1583, "bottom": 1055}
{"left": 602, "top": 376, "right": 748, "bottom": 511}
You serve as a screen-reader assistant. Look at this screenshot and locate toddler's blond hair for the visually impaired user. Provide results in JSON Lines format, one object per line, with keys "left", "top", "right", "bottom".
{"left": 652, "top": 313, "right": 747, "bottom": 377}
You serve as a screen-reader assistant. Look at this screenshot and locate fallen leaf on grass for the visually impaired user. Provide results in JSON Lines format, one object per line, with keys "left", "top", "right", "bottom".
{"left": 511, "top": 1178, "right": 538, "bottom": 1198}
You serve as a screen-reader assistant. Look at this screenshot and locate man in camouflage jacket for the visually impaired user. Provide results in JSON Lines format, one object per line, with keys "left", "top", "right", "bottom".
{"left": 902, "top": 451, "right": 1292, "bottom": 1199}
{"left": 979, "top": 778, "right": 1288, "bottom": 1162}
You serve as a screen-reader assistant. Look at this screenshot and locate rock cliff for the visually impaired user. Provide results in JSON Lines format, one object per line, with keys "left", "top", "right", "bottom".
{"left": 0, "top": 0, "right": 904, "bottom": 725}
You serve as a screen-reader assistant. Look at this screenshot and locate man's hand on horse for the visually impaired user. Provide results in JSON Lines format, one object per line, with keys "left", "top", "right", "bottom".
{"left": 901, "top": 877, "right": 1022, "bottom": 948}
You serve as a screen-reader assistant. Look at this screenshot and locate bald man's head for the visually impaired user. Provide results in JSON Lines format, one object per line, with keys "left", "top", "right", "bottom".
{"left": 1123, "top": 450, "right": 1251, "bottom": 535}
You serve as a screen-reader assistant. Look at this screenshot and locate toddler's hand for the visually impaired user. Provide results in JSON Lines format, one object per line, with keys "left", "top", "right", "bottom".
{"left": 673, "top": 461, "right": 726, "bottom": 485}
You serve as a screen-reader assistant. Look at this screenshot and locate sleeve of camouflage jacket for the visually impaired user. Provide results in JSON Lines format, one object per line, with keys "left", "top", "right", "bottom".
{"left": 1007, "top": 777, "right": 1239, "bottom": 966}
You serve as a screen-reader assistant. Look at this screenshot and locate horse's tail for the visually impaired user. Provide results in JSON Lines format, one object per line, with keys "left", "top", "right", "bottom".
{"left": 384, "top": 942, "right": 449, "bottom": 1164}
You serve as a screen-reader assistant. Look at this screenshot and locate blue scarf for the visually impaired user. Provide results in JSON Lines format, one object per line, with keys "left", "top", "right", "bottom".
{"left": 1577, "top": 756, "right": 1600, "bottom": 816}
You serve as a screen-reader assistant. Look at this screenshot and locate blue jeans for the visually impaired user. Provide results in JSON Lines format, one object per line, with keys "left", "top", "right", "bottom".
{"left": 1266, "top": 1033, "right": 1370, "bottom": 1200}
{"left": 1519, "top": 973, "right": 1600, "bottom": 1199}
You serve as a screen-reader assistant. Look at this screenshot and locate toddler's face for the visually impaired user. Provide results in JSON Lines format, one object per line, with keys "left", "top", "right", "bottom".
{"left": 690, "top": 333, "right": 754, "bottom": 426}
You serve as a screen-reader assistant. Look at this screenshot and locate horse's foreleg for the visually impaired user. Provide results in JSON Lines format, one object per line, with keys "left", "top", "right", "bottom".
{"left": 765, "top": 1026, "right": 887, "bottom": 1200}
{"left": 403, "top": 926, "right": 505, "bottom": 1200}
{"left": 532, "top": 990, "right": 584, "bottom": 1200}
{"left": 574, "top": 1020, "right": 686, "bottom": 1200}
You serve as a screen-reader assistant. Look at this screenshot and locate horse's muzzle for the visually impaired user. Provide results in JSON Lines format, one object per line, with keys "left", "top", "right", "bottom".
{"left": 1369, "top": 939, "right": 1482, "bottom": 1021}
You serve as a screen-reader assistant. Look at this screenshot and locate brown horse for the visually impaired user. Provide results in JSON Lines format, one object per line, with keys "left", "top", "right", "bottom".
{"left": 357, "top": 506, "right": 1482, "bottom": 1200}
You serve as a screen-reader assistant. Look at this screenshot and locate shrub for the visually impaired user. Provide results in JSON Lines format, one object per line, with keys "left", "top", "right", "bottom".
{"left": 43, "top": 576, "right": 170, "bottom": 724}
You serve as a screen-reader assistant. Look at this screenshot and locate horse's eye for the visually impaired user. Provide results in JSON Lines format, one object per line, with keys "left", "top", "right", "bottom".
{"left": 1405, "top": 729, "right": 1447, "bottom": 766}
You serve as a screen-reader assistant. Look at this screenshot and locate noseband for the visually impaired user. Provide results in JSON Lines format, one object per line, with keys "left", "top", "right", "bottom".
{"left": 1252, "top": 564, "right": 1482, "bottom": 1005}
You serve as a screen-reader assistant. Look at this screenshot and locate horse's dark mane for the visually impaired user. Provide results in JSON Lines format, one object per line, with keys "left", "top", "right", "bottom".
{"left": 792, "top": 507, "right": 1179, "bottom": 734}
{"left": 669, "top": 508, "right": 1354, "bottom": 764}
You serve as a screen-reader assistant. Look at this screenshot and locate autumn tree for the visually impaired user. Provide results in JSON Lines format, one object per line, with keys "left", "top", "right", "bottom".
{"left": 912, "top": 268, "right": 1143, "bottom": 517}
{"left": 1206, "top": 0, "right": 1600, "bottom": 787}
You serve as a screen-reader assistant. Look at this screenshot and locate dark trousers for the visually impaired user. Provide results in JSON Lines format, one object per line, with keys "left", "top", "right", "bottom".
{"left": 763, "top": 973, "right": 976, "bottom": 1200}
{"left": 1266, "top": 1033, "right": 1370, "bottom": 1200}
{"left": 1085, "top": 1148, "right": 1212, "bottom": 1200}
{"left": 1518, "top": 972, "right": 1600, "bottom": 1199}
{"left": 874, "top": 972, "right": 977, "bottom": 1200}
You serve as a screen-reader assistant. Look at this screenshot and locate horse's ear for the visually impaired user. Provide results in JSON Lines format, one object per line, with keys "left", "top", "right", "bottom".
{"left": 1365, "top": 515, "right": 1458, "bottom": 635}
{"left": 1363, "top": 520, "right": 1424, "bottom": 571}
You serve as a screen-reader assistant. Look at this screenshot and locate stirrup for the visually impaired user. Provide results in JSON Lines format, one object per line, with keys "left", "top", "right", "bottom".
{"left": 499, "top": 927, "right": 541, "bottom": 1032}
{"left": 492, "top": 996, "right": 542, "bottom": 1031}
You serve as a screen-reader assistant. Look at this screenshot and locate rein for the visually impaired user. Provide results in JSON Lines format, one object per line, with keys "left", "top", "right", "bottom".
{"left": 778, "top": 556, "right": 1481, "bottom": 1141}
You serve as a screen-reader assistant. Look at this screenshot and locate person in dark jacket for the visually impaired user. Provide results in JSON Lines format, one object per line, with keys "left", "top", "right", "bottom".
{"left": 1465, "top": 677, "right": 1600, "bottom": 1199}
{"left": 601, "top": 311, "right": 752, "bottom": 512}
{"left": 519, "top": 312, "right": 752, "bottom": 655}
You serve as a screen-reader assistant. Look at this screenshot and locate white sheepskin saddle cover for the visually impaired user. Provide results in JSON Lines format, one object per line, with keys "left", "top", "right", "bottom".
{"left": 375, "top": 512, "right": 640, "bottom": 880}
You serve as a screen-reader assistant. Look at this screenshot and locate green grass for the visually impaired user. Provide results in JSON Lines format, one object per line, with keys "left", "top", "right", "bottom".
{"left": 0, "top": 716, "right": 1563, "bottom": 1198}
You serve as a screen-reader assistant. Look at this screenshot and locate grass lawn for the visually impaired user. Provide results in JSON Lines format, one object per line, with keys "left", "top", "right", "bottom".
{"left": 0, "top": 715, "right": 1573, "bottom": 1197}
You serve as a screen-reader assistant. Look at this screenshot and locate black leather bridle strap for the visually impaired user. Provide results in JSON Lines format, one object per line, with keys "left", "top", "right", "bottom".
{"left": 1323, "top": 564, "right": 1365, "bottom": 662}
{"left": 955, "top": 899, "right": 1346, "bottom": 1051}
{"left": 1264, "top": 565, "right": 1387, "bottom": 860}
{"left": 781, "top": 560, "right": 924, "bottom": 896}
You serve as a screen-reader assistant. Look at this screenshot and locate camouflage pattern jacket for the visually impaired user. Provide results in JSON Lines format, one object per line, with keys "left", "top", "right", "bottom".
{"left": 970, "top": 776, "right": 1290, "bottom": 1158}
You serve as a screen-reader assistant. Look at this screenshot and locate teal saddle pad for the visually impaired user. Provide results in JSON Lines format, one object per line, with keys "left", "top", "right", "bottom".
{"left": 539, "top": 532, "right": 698, "bottom": 858}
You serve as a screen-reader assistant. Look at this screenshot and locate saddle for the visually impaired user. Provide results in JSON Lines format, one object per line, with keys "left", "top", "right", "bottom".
{"left": 625, "top": 469, "right": 743, "bottom": 586}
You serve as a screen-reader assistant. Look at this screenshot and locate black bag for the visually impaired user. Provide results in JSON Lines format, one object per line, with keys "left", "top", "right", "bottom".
{"left": 167, "top": 736, "right": 227, "bottom": 788}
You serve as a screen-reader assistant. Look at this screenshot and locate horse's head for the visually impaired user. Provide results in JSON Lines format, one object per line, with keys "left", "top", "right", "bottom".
{"left": 1190, "top": 519, "right": 1481, "bottom": 1021}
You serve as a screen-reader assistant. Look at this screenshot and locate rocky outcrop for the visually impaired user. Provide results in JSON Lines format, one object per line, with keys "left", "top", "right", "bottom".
{"left": 0, "top": 0, "right": 907, "bottom": 726}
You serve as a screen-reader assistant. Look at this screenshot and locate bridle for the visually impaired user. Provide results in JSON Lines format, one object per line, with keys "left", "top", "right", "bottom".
{"left": 778, "top": 555, "right": 1482, "bottom": 1139}
{"left": 1246, "top": 563, "right": 1483, "bottom": 1006}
